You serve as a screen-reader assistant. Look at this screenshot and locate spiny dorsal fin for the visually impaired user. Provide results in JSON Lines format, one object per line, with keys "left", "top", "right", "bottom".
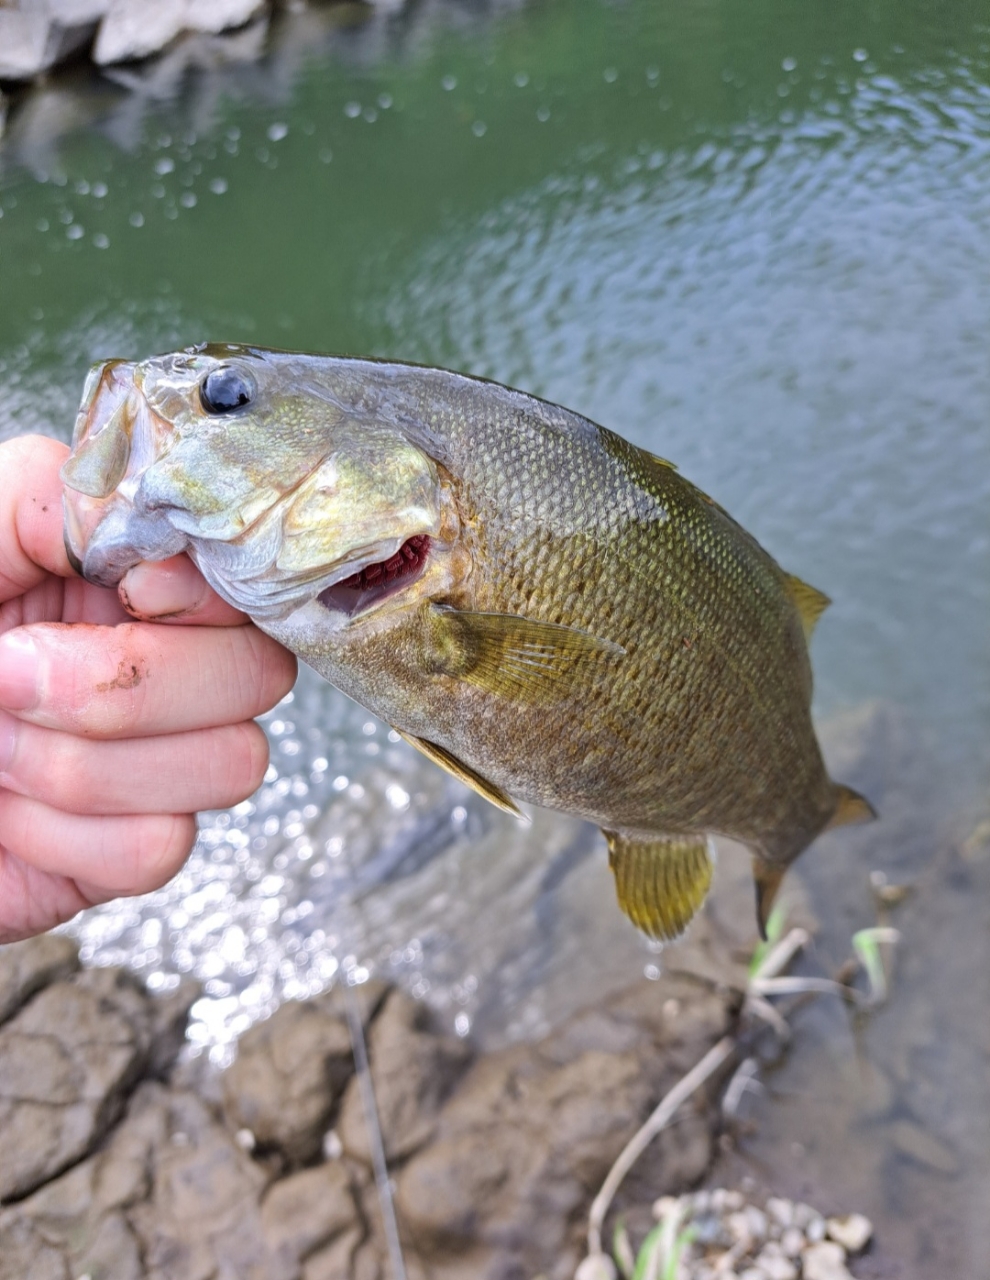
{"left": 784, "top": 573, "right": 831, "bottom": 642}
{"left": 395, "top": 729, "right": 525, "bottom": 820}
{"left": 605, "top": 831, "right": 713, "bottom": 941}
{"left": 826, "top": 783, "right": 877, "bottom": 831}
{"left": 426, "top": 606, "right": 624, "bottom": 705}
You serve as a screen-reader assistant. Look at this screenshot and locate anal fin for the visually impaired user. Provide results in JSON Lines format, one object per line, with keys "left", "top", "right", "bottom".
{"left": 396, "top": 729, "right": 525, "bottom": 820}
{"left": 605, "top": 830, "right": 714, "bottom": 941}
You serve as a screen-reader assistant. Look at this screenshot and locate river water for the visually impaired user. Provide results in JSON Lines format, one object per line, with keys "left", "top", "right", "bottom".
{"left": 0, "top": 1, "right": 987, "bottom": 1275}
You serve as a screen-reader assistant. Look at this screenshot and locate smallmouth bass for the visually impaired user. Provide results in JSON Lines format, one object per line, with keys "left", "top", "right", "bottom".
{"left": 62, "top": 346, "right": 874, "bottom": 940}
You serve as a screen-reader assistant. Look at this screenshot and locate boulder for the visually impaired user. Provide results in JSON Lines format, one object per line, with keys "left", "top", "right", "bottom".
{"left": 222, "top": 998, "right": 355, "bottom": 1167}
{"left": 0, "top": 1, "right": 106, "bottom": 81}
{"left": 0, "top": 933, "right": 79, "bottom": 1026}
{"left": 396, "top": 974, "right": 734, "bottom": 1279}
{"left": 0, "top": 966, "right": 175, "bottom": 1202}
{"left": 337, "top": 988, "right": 471, "bottom": 1166}
{"left": 93, "top": 0, "right": 267, "bottom": 65}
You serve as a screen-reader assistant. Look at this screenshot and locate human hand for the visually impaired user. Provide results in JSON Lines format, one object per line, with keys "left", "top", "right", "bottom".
{"left": 0, "top": 434, "right": 297, "bottom": 943}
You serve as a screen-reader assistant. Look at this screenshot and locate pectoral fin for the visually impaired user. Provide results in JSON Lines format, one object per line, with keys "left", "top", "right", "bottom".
{"left": 605, "top": 830, "right": 714, "bottom": 941}
{"left": 426, "top": 606, "right": 624, "bottom": 705}
{"left": 396, "top": 729, "right": 524, "bottom": 819}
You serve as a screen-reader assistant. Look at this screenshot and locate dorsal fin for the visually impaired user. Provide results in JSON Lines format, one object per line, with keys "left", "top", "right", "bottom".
{"left": 604, "top": 831, "right": 713, "bottom": 941}
{"left": 784, "top": 572, "right": 831, "bottom": 642}
{"left": 395, "top": 729, "right": 525, "bottom": 820}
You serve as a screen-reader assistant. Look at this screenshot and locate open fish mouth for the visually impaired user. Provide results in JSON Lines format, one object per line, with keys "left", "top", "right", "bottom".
{"left": 319, "top": 534, "right": 431, "bottom": 617}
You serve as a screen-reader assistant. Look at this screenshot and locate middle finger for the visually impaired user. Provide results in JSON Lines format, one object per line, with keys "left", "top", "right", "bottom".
{"left": 0, "top": 619, "right": 297, "bottom": 737}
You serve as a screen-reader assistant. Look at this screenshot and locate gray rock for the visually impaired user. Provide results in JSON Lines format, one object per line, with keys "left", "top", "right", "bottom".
{"left": 222, "top": 998, "right": 354, "bottom": 1167}
{"left": 0, "top": 967, "right": 159, "bottom": 1202}
{"left": 303, "top": 1226, "right": 365, "bottom": 1280}
{"left": 261, "top": 1163, "right": 360, "bottom": 1273}
{"left": 396, "top": 974, "right": 732, "bottom": 1279}
{"left": 337, "top": 988, "right": 471, "bottom": 1166}
{"left": 0, "top": 933, "right": 79, "bottom": 1025}
{"left": 0, "top": 1, "right": 104, "bottom": 81}
{"left": 93, "top": 0, "right": 267, "bottom": 65}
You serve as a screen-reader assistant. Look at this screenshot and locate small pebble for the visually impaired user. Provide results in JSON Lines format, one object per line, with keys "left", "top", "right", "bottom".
{"left": 739, "top": 1269, "right": 765, "bottom": 1280}
{"left": 744, "top": 1207, "right": 769, "bottom": 1242}
{"left": 805, "top": 1216, "right": 826, "bottom": 1243}
{"left": 754, "top": 1249, "right": 797, "bottom": 1280}
{"left": 653, "top": 1194, "right": 680, "bottom": 1220}
{"left": 780, "top": 1228, "right": 805, "bottom": 1258}
{"left": 575, "top": 1256, "right": 617, "bottom": 1280}
{"left": 826, "top": 1212, "right": 873, "bottom": 1253}
{"left": 766, "top": 1197, "right": 794, "bottom": 1229}
{"left": 802, "top": 1240, "right": 852, "bottom": 1280}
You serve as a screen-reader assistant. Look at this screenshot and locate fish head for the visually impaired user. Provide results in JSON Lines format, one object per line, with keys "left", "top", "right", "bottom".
{"left": 62, "top": 345, "right": 461, "bottom": 627}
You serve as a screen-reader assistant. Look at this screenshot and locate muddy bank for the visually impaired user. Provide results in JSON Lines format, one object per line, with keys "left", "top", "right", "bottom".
{"left": 0, "top": 932, "right": 737, "bottom": 1280}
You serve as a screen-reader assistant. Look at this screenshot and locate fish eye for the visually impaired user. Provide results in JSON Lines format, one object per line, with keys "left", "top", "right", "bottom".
{"left": 199, "top": 366, "right": 255, "bottom": 414}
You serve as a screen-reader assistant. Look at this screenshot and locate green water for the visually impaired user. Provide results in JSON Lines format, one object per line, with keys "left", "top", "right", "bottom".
{"left": 1, "top": 0, "right": 988, "bottom": 1273}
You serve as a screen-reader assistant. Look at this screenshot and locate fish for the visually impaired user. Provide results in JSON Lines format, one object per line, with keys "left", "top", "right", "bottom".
{"left": 61, "top": 344, "right": 875, "bottom": 942}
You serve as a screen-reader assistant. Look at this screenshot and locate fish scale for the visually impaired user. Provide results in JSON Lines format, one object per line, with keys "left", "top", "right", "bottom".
{"left": 61, "top": 345, "right": 874, "bottom": 941}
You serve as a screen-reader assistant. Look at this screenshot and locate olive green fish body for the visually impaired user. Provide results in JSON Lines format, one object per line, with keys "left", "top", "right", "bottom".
{"left": 61, "top": 347, "right": 873, "bottom": 940}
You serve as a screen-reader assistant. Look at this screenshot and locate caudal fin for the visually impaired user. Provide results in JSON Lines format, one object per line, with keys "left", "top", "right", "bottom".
{"left": 826, "top": 783, "right": 877, "bottom": 830}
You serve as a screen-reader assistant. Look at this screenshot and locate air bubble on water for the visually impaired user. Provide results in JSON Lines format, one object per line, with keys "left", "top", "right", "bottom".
{"left": 472, "top": 120, "right": 487, "bottom": 136}
{"left": 129, "top": 212, "right": 144, "bottom": 227}
{"left": 93, "top": 233, "right": 109, "bottom": 249}
{"left": 66, "top": 224, "right": 84, "bottom": 240}
{"left": 853, "top": 48, "right": 868, "bottom": 62}
{"left": 454, "top": 1012, "right": 471, "bottom": 1037}
{"left": 537, "top": 106, "right": 550, "bottom": 122}
{"left": 644, "top": 964, "right": 661, "bottom": 980}
{"left": 603, "top": 66, "right": 618, "bottom": 83}
{"left": 180, "top": 192, "right": 197, "bottom": 208}
{"left": 209, "top": 177, "right": 228, "bottom": 195}
{"left": 155, "top": 157, "right": 175, "bottom": 175}
{"left": 92, "top": 182, "right": 108, "bottom": 198}
{"left": 363, "top": 107, "right": 377, "bottom": 123}
{"left": 267, "top": 121, "right": 289, "bottom": 142}
{"left": 441, "top": 74, "right": 457, "bottom": 91}
{"left": 378, "top": 93, "right": 392, "bottom": 109}
{"left": 514, "top": 71, "right": 529, "bottom": 87}
{"left": 782, "top": 56, "right": 797, "bottom": 72}
{"left": 344, "top": 101, "right": 361, "bottom": 118}
{"left": 36, "top": 219, "right": 48, "bottom": 232}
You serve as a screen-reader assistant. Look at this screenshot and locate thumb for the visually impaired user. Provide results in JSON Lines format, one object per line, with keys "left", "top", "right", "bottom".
{"left": 118, "top": 555, "right": 249, "bottom": 626}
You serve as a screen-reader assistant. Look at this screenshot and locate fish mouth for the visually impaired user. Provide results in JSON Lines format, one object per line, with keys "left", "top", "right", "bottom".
{"left": 318, "top": 534, "right": 431, "bottom": 618}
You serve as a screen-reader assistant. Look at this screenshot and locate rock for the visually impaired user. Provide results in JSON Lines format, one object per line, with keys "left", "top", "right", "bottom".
{"left": 93, "top": 0, "right": 267, "bottom": 65}
{"left": 0, "top": 933, "right": 79, "bottom": 1025}
{"left": 397, "top": 974, "right": 732, "bottom": 1278}
{"left": 0, "top": 1, "right": 105, "bottom": 81}
{"left": 303, "top": 1226, "right": 365, "bottom": 1280}
{"left": 0, "top": 967, "right": 167, "bottom": 1202}
{"left": 802, "top": 1240, "right": 852, "bottom": 1280}
{"left": 754, "top": 1249, "right": 798, "bottom": 1280}
{"left": 222, "top": 998, "right": 354, "bottom": 1167}
{"left": 261, "top": 1163, "right": 360, "bottom": 1273}
{"left": 337, "top": 988, "right": 471, "bottom": 1166}
{"left": 575, "top": 1257, "right": 618, "bottom": 1280}
{"left": 825, "top": 1212, "right": 872, "bottom": 1254}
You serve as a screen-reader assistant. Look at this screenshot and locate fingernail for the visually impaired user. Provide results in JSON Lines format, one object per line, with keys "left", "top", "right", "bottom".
{"left": 0, "top": 710, "right": 16, "bottom": 774}
{"left": 119, "top": 558, "right": 204, "bottom": 620}
{"left": 0, "top": 632, "right": 40, "bottom": 711}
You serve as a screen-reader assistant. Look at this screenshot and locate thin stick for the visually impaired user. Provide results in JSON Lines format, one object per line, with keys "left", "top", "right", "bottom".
{"left": 586, "top": 1034, "right": 736, "bottom": 1256}
{"left": 343, "top": 980, "right": 409, "bottom": 1280}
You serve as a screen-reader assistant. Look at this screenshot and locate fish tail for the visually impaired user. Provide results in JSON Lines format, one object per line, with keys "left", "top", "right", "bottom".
{"left": 826, "top": 782, "right": 877, "bottom": 830}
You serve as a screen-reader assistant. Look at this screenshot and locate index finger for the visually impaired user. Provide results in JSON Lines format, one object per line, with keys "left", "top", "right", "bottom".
{"left": 0, "top": 435, "right": 75, "bottom": 602}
